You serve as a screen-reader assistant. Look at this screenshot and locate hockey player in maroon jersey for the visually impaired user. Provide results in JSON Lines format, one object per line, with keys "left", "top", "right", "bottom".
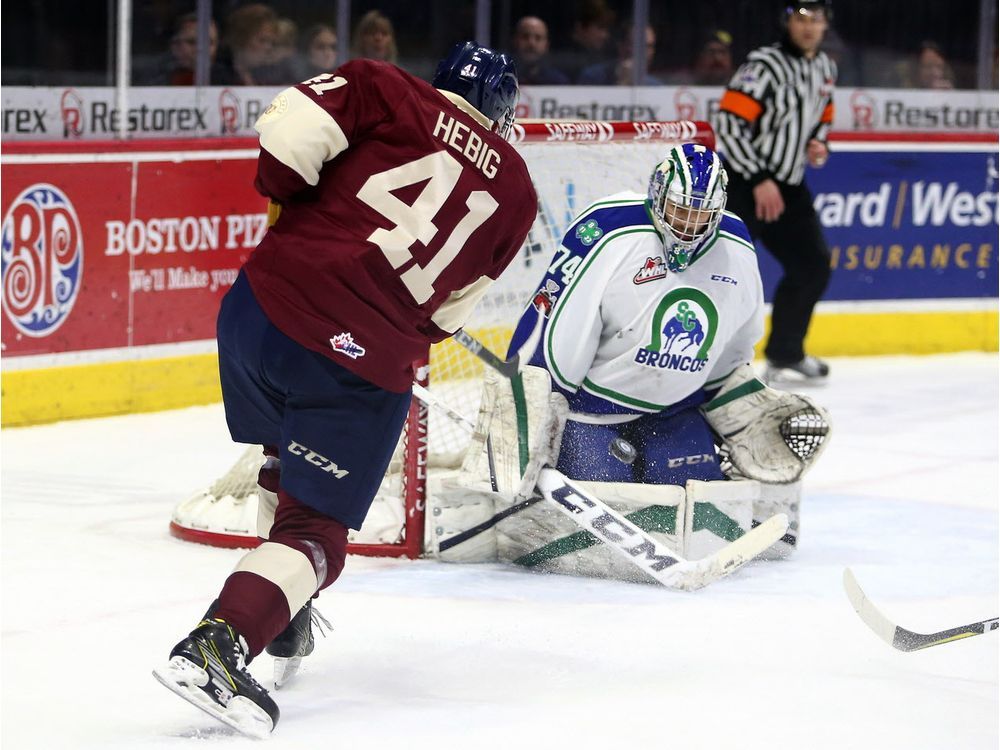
{"left": 153, "top": 42, "right": 536, "bottom": 738}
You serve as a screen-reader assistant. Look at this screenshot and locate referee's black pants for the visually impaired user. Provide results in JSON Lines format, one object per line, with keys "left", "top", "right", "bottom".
{"left": 724, "top": 169, "right": 831, "bottom": 364}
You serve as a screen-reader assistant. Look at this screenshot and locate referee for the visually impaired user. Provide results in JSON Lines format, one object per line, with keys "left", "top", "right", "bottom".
{"left": 712, "top": 0, "right": 836, "bottom": 383}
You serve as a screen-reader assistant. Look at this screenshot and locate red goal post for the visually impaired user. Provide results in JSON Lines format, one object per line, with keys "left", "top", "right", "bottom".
{"left": 168, "top": 119, "right": 716, "bottom": 559}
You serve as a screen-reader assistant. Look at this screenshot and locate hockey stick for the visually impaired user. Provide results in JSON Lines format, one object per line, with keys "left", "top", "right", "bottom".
{"left": 411, "top": 381, "right": 500, "bottom": 491}
{"left": 451, "top": 330, "right": 789, "bottom": 591}
{"left": 843, "top": 568, "right": 1000, "bottom": 651}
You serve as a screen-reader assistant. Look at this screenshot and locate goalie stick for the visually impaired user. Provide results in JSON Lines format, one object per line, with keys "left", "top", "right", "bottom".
{"left": 441, "top": 329, "right": 789, "bottom": 591}
{"left": 843, "top": 568, "right": 1000, "bottom": 651}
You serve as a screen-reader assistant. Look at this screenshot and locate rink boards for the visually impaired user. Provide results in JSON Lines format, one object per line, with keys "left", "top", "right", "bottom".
{"left": 1, "top": 136, "right": 997, "bottom": 426}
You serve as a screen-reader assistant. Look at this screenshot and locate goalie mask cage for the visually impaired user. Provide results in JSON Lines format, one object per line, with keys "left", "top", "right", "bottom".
{"left": 169, "top": 120, "right": 716, "bottom": 558}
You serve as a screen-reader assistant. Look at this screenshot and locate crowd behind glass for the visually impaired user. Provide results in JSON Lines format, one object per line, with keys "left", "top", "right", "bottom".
{"left": 2, "top": 0, "right": 997, "bottom": 91}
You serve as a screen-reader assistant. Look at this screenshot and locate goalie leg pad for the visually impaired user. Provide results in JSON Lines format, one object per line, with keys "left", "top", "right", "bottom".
{"left": 426, "top": 480, "right": 500, "bottom": 563}
{"left": 684, "top": 479, "right": 759, "bottom": 560}
{"left": 754, "top": 481, "right": 802, "bottom": 560}
{"left": 497, "top": 481, "right": 686, "bottom": 582}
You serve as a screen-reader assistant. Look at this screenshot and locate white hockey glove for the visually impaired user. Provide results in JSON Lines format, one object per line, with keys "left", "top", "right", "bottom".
{"left": 701, "top": 364, "right": 831, "bottom": 483}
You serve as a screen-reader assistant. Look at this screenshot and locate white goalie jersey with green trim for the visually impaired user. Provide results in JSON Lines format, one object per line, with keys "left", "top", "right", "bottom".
{"left": 509, "top": 191, "right": 765, "bottom": 416}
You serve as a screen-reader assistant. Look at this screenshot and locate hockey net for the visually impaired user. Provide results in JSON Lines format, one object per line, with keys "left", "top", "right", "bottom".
{"left": 169, "top": 120, "right": 716, "bottom": 558}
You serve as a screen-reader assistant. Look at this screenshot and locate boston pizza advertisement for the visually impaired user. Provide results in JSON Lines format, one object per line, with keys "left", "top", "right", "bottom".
{"left": 1, "top": 148, "right": 266, "bottom": 357}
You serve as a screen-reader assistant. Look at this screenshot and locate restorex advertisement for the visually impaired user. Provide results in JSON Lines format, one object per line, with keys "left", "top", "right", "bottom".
{"left": 3, "top": 86, "right": 997, "bottom": 142}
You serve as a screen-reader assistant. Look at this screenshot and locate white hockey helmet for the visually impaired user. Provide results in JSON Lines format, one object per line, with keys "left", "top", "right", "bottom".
{"left": 648, "top": 143, "right": 728, "bottom": 272}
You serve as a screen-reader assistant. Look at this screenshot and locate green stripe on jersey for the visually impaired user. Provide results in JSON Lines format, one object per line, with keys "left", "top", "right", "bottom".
{"left": 581, "top": 377, "right": 667, "bottom": 412}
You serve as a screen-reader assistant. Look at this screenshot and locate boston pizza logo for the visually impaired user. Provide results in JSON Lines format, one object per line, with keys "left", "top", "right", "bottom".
{"left": 2, "top": 184, "right": 84, "bottom": 337}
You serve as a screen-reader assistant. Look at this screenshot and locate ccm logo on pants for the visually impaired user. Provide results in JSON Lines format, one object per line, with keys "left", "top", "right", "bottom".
{"left": 288, "top": 441, "right": 350, "bottom": 479}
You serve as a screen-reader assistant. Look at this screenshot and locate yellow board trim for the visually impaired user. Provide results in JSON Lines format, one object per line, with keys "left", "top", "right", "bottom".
{"left": 766, "top": 308, "right": 999, "bottom": 358}
{"left": 2, "top": 309, "right": 997, "bottom": 428}
{"left": 2, "top": 353, "right": 221, "bottom": 427}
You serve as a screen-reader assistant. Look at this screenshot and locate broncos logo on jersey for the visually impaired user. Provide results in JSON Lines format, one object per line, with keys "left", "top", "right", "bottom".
{"left": 661, "top": 308, "right": 706, "bottom": 355}
{"left": 633, "top": 289, "right": 719, "bottom": 373}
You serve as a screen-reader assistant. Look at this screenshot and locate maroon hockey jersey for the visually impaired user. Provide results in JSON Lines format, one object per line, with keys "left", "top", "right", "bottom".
{"left": 245, "top": 59, "right": 537, "bottom": 392}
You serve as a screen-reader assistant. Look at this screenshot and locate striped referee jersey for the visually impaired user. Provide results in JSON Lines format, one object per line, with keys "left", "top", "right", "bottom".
{"left": 713, "top": 39, "right": 837, "bottom": 186}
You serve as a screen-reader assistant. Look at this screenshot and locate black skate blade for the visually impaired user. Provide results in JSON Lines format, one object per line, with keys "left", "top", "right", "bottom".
{"left": 153, "top": 656, "right": 273, "bottom": 740}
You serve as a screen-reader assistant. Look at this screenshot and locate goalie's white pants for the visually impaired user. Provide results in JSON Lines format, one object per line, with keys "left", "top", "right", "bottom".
{"left": 426, "top": 477, "right": 799, "bottom": 582}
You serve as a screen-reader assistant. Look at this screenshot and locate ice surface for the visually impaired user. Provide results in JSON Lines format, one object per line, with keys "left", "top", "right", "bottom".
{"left": 2, "top": 353, "right": 997, "bottom": 749}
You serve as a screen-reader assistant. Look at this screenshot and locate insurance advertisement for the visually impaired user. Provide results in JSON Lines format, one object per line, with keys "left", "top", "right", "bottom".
{"left": 760, "top": 150, "right": 999, "bottom": 301}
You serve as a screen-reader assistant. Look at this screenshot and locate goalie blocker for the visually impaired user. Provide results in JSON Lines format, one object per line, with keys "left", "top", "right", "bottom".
{"left": 429, "top": 364, "right": 829, "bottom": 577}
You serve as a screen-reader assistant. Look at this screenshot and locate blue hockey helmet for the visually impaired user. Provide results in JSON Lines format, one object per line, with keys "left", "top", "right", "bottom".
{"left": 648, "top": 143, "right": 728, "bottom": 272}
{"left": 432, "top": 41, "right": 519, "bottom": 139}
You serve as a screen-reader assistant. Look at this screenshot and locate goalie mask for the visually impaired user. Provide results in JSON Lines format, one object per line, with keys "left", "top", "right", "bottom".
{"left": 648, "top": 144, "right": 728, "bottom": 272}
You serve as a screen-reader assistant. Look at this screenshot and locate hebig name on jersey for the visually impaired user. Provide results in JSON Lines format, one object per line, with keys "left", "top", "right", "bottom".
{"left": 245, "top": 60, "right": 536, "bottom": 392}
{"left": 432, "top": 112, "right": 501, "bottom": 179}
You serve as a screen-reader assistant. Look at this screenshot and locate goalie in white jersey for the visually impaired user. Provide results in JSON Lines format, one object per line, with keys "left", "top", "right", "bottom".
{"left": 509, "top": 142, "right": 765, "bottom": 487}
{"left": 433, "top": 143, "right": 831, "bottom": 576}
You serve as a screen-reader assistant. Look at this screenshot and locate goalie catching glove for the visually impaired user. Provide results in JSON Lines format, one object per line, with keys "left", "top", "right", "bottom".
{"left": 701, "top": 364, "right": 831, "bottom": 483}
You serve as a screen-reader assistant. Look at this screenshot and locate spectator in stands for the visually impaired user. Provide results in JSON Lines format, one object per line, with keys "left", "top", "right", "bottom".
{"left": 351, "top": 10, "right": 397, "bottom": 65}
{"left": 252, "top": 15, "right": 301, "bottom": 84}
{"left": 510, "top": 16, "right": 569, "bottom": 85}
{"left": 897, "top": 40, "right": 955, "bottom": 89}
{"left": 136, "top": 12, "right": 236, "bottom": 86}
{"left": 578, "top": 20, "right": 663, "bottom": 86}
{"left": 668, "top": 28, "right": 734, "bottom": 86}
{"left": 820, "top": 27, "right": 861, "bottom": 86}
{"left": 556, "top": 0, "right": 616, "bottom": 83}
{"left": 298, "top": 23, "right": 338, "bottom": 78}
{"left": 224, "top": 3, "right": 280, "bottom": 85}
{"left": 272, "top": 18, "right": 298, "bottom": 69}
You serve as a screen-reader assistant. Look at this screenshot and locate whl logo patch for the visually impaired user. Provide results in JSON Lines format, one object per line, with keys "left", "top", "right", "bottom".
{"left": 634, "top": 288, "right": 719, "bottom": 373}
{"left": 633, "top": 256, "right": 667, "bottom": 284}
{"left": 330, "top": 332, "right": 365, "bottom": 359}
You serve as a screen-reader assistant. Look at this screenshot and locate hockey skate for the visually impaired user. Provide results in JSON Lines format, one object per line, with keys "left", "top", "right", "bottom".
{"left": 764, "top": 355, "right": 829, "bottom": 386}
{"left": 267, "top": 600, "right": 331, "bottom": 688}
{"left": 153, "top": 618, "right": 279, "bottom": 739}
